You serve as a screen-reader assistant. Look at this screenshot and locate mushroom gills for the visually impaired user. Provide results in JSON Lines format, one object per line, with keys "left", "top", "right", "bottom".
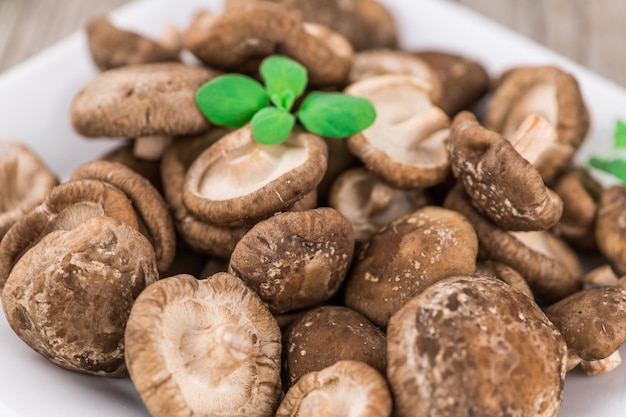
{"left": 508, "top": 114, "right": 568, "bottom": 166}
{"left": 502, "top": 82, "right": 557, "bottom": 138}
{"left": 296, "top": 378, "right": 368, "bottom": 417}
{"left": 509, "top": 230, "right": 581, "bottom": 275}
{"left": 41, "top": 202, "right": 106, "bottom": 234}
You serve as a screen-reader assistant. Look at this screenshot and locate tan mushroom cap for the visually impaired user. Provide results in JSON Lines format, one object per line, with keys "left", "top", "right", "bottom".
{"left": 344, "top": 206, "right": 478, "bottom": 328}
{"left": 444, "top": 186, "right": 582, "bottom": 301}
{"left": 281, "top": 306, "right": 386, "bottom": 388}
{"left": 449, "top": 111, "right": 563, "bottom": 231}
{"left": 71, "top": 160, "right": 176, "bottom": 273}
{"left": 70, "top": 62, "right": 218, "bottom": 139}
{"left": 595, "top": 185, "right": 626, "bottom": 275}
{"left": 184, "top": 2, "right": 353, "bottom": 86}
{"left": 0, "top": 142, "right": 58, "bottom": 240}
{"left": 276, "top": 360, "right": 392, "bottom": 417}
{"left": 86, "top": 17, "right": 180, "bottom": 71}
{"left": 484, "top": 66, "right": 589, "bottom": 179}
{"left": 182, "top": 125, "right": 328, "bottom": 227}
{"left": 228, "top": 208, "right": 354, "bottom": 314}
{"left": 346, "top": 74, "right": 451, "bottom": 189}
{"left": 125, "top": 272, "right": 282, "bottom": 417}
{"left": 328, "top": 167, "right": 428, "bottom": 242}
{"left": 387, "top": 275, "right": 567, "bottom": 417}
{"left": 2, "top": 216, "right": 158, "bottom": 376}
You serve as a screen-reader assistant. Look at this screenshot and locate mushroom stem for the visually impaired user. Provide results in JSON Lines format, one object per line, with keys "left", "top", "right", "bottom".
{"left": 364, "top": 182, "right": 395, "bottom": 216}
{"left": 580, "top": 350, "right": 622, "bottom": 375}
{"left": 133, "top": 136, "right": 172, "bottom": 160}
{"left": 158, "top": 24, "right": 183, "bottom": 53}
{"left": 205, "top": 323, "right": 254, "bottom": 383}
{"left": 0, "top": 157, "right": 19, "bottom": 211}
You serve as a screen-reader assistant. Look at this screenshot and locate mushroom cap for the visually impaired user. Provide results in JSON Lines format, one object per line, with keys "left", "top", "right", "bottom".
{"left": 449, "top": 111, "right": 563, "bottom": 231}
{"left": 70, "top": 62, "right": 218, "bottom": 138}
{"left": 276, "top": 360, "right": 392, "bottom": 417}
{"left": 281, "top": 305, "right": 386, "bottom": 388}
{"left": 346, "top": 74, "right": 451, "bottom": 189}
{"left": 0, "top": 141, "right": 58, "bottom": 240}
{"left": 228, "top": 207, "right": 354, "bottom": 313}
{"left": 1, "top": 216, "right": 158, "bottom": 376}
{"left": 595, "top": 185, "right": 626, "bottom": 275}
{"left": 475, "top": 260, "right": 534, "bottom": 299}
{"left": 387, "top": 275, "right": 567, "bottom": 417}
{"left": 86, "top": 17, "right": 180, "bottom": 71}
{"left": 124, "top": 272, "right": 282, "bottom": 417}
{"left": 545, "top": 286, "right": 626, "bottom": 362}
{"left": 344, "top": 205, "right": 478, "bottom": 328}
{"left": 182, "top": 125, "right": 328, "bottom": 227}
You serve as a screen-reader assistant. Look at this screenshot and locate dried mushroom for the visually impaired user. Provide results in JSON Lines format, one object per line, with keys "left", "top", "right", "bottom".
{"left": 276, "top": 360, "right": 392, "bottom": 417}
{"left": 595, "top": 185, "right": 626, "bottom": 275}
{"left": 0, "top": 142, "right": 58, "bottom": 240}
{"left": 2, "top": 216, "right": 158, "bottom": 376}
{"left": 346, "top": 74, "right": 451, "bottom": 189}
{"left": 100, "top": 142, "right": 163, "bottom": 191}
{"left": 344, "top": 206, "right": 478, "bottom": 328}
{"left": 125, "top": 272, "right": 282, "bottom": 417}
{"left": 449, "top": 111, "right": 563, "bottom": 231}
{"left": 387, "top": 275, "right": 567, "bottom": 417}
{"left": 475, "top": 260, "right": 534, "bottom": 299}
{"left": 228, "top": 208, "right": 354, "bottom": 313}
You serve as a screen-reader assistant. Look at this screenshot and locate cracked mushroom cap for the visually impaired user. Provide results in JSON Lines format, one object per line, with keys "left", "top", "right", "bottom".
{"left": 228, "top": 208, "right": 354, "bottom": 314}
{"left": 276, "top": 360, "right": 392, "bottom": 417}
{"left": 595, "top": 185, "right": 626, "bottom": 275}
{"left": 0, "top": 142, "right": 58, "bottom": 240}
{"left": 387, "top": 275, "right": 567, "bottom": 417}
{"left": 86, "top": 17, "right": 181, "bottom": 71}
{"left": 444, "top": 186, "right": 582, "bottom": 301}
{"left": 346, "top": 74, "right": 451, "bottom": 189}
{"left": 344, "top": 206, "right": 478, "bottom": 328}
{"left": 1, "top": 216, "right": 158, "bottom": 376}
{"left": 449, "top": 111, "right": 563, "bottom": 231}
{"left": 70, "top": 62, "right": 218, "bottom": 139}
{"left": 182, "top": 125, "right": 327, "bottom": 228}
{"left": 124, "top": 272, "right": 282, "bottom": 417}
{"left": 484, "top": 66, "right": 589, "bottom": 180}
{"left": 184, "top": 2, "right": 353, "bottom": 86}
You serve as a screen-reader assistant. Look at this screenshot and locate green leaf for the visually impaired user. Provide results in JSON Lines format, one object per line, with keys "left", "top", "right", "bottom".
{"left": 614, "top": 119, "right": 626, "bottom": 148}
{"left": 260, "top": 56, "right": 307, "bottom": 110}
{"left": 589, "top": 156, "right": 626, "bottom": 183}
{"left": 195, "top": 74, "right": 269, "bottom": 127}
{"left": 298, "top": 92, "right": 377, "bottom": 138}
{"left": 251, "top": 107, "right": 296, "bottom": 145}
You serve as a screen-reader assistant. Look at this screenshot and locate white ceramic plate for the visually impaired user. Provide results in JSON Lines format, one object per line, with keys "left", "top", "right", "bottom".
{"left": 0, "top": 0, "right": 625, "bottom": 416}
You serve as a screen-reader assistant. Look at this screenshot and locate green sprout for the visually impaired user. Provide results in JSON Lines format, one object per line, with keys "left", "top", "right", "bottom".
{"left": 195, "top": 55, "right": 376, "bottom": 145}
{"left": 588, "top": 119, "right": 626, "bottom": 183}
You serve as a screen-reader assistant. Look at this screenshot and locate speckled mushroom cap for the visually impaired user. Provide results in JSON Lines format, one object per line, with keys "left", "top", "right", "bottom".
{"left": 346, "top": 74, "right": 451, "bottom": 189}
{"left": 387, "top": 275, "right": 568, "bottom": 417}
{"left": 182, "top": 125, "right": 328, "bottom": 228}
{"left": 1, "top": 216, "right": 158, "bottom": 376}
{"left": 276, "top": 360, "right": 392, "bottom": 417}
{"left": 444, "top": 186, "right": 582, "bottom": 302}
{"left": 484, "top": 66, "right": 589, "bottom": 180}
{"left": 448, "top": 111, "right": 563, "bottom": 231}
{"left": 344, "top": 205, "right": 478, "bottom": 328}
{"left": 70, "top": 62, "right": 218, "bottom": 138}
{"left": 0, "top": 142, "right": 58, "bottom": 240}
{"left": 228, "top": 208, "right": 354, "bottom": 313}
{"left": 595, "top": 185, "right": 626, "bottom": 275}
{"left": 86, "top": 17, "right": 180, "bottom": 71}
{"left": 184, "top": 2, "right": 353, "bottom": 86}
{"left": 124, "top": 272, "right": 282, "bottom": 417}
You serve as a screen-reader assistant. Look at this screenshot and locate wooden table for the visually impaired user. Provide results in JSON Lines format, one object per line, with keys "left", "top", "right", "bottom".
{"left": 1, "top": 0, "right": 625, "bottom": 88}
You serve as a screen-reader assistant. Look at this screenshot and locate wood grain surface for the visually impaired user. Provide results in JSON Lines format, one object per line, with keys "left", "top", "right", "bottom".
{"left": 0, "top": 0, "right": 625, "bottom": 88}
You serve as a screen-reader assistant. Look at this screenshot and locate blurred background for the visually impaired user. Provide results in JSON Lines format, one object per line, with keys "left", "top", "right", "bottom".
{"left": 1, "top": 0, "right": 625, "bottom": 87}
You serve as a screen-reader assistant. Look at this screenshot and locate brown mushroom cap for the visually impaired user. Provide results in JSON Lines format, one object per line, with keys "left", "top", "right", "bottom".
{"left": 281, "top": 305, "right": 386, "bottom": 388}
{"left": 70, "top": 62, "right": 218, "bottom": 139}
{"left": 344, "top": 205, "right": 478, "bottom": 328}
{"left": 0, "top": 142, "right": 58, "bottom": 240}
{"left": 228, "top": 207, "right": 354, "bottom": 313}
{"left": 346, "top": 74, "right": 451, "bottom": 189}
{"left": 86, "top": 17, "right": 180, "bottom": 71}
{"left": 182, "top": 125, "right": 328, "bottom": 227}
{"left": 449, "top": 111, "right": 563, "bottom": 231}
{"left": 595, "top": 185, "right": 626, "bottom": 275}
{"left": 184, "top": 3, "right": 353, "bottom": 86}
{"left": 125, "top": 272, "right": 282, "bottom": 417}
{"left": 276, "top": 360, "right": 392, "bottom": 417}
{"left": 475, "top": 260, "right": 534, "bottom": 299}
{"left": 387, "top": 275, "right": 567, "bottom": 417}
{"left": 1, "top": 216, "right": 158, "bottom": 376}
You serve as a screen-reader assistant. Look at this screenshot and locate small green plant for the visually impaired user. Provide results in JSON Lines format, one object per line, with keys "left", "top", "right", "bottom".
{"left": 195, "top": 55, "right": 376, "bottom": 145}
{"left": 588, "top": 119, "right": 626, "bottom": 183}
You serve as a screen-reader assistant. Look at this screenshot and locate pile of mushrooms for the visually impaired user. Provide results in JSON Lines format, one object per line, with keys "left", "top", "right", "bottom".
{"left": 3, "top": 1, "right": 626, "bottom": 417}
